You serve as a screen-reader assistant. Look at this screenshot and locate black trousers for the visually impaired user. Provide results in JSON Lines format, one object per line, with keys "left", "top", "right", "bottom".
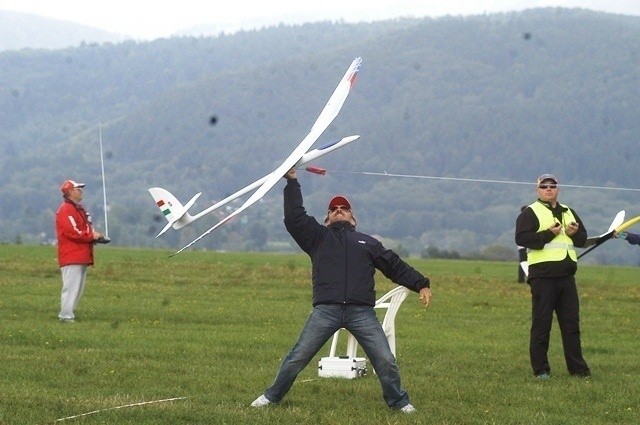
{"left": 529, "top": 276, "right": 590, "bottom": 376}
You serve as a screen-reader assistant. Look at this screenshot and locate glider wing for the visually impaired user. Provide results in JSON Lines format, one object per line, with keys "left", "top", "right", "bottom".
{"left": 149, "top": 135, "right": 359, "bottom": 237}
{"left": 170, "top": 57, "right": 362, "bottom": 256}
{"left": 578, "top": 210, "right": 626, "bottom": 258}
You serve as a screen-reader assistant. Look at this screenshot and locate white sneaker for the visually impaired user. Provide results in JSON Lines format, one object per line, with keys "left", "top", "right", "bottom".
{"left": 400, "top": 403, "right": 417, "bottom": 413}
{"left": 251, "top": 394, "right": 272, "bottom": 407}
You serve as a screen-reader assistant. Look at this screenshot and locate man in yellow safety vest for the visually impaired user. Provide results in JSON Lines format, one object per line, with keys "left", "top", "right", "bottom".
{"left": 515, "top": 174, "right": 591, "bottom": 380}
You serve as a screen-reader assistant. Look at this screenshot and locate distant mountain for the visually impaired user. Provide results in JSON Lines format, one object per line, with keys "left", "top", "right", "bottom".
{"left": 1, "top": 8, "right": 639, "bottom": 266}
{"left": 0, "top": 10, "right": 125, "bottom": 51}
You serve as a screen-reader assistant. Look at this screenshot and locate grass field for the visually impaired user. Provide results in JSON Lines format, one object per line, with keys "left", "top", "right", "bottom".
{"left": 1, "top": 245, "right": 638, "bottom": 424}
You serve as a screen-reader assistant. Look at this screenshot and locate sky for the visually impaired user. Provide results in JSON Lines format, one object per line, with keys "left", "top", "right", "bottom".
{"left": 1, "top": 0, "right": 640, "bottom": 40}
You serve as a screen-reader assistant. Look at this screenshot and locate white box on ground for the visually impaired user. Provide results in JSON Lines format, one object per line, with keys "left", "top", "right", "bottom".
{"left": 318, "top": 356, "right": 367, "bottom": 379}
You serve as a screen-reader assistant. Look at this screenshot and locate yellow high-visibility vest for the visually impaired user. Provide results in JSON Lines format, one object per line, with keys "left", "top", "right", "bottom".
{"left": 527, "top": 201, "right": 578, "bottom": 264}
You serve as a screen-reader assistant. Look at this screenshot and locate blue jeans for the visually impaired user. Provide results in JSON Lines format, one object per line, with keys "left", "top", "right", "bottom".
{"left": 263, "top": 304, "right": 410, "bottom": 409}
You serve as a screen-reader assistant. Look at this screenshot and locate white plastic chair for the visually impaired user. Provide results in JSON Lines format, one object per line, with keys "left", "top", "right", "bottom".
{"left": 327, "top": 285, "right": 410, "bottom": 359}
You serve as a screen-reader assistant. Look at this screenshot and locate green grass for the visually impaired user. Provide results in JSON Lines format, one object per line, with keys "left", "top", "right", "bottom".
{"left": 1, "top": 245, "right": 638, "bottom": 424}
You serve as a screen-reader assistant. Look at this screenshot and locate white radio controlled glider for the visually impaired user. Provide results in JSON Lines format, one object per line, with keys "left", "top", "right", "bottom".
{"left": 148, "top": 57, "right": 362, "bottom": 256}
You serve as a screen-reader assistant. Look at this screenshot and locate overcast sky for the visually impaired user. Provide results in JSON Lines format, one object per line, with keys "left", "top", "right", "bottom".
{"left": 1, "top": 0, "right": 640, "bottom": 40}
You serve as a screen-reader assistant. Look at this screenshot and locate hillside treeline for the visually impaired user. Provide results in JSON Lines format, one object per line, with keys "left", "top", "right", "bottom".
{"left": 1, "top": 8, "right": 639, "bottom": 265}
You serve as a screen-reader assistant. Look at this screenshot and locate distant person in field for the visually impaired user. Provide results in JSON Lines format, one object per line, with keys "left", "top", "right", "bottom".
{"left": 55, "top": 179, "right": 106, "bottom": 322}
{"left": 517, "top": 205, "right": 528, "bottom": 283}
{"left": 615, "top": 231, "right": 640, "bottom": 245}
{"left": 515, "top": 174, "right": 591, "bottom": 380}
{"left": 251, "top": 168, "right": 432, "bottom": 413}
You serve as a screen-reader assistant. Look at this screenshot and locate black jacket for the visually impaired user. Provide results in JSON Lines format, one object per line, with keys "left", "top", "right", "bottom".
{"left": 284, "top": 178, "right": 430, "bottom": 307}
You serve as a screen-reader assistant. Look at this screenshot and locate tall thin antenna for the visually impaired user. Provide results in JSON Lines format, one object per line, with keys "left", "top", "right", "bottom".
{"left": 99, "top": 123, "right": 109, "bottom": 239}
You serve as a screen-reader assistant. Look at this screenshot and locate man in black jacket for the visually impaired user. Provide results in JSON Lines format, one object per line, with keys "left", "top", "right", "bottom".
{"left": 251, "top": 169, "right": 431, "bottom": 413}
{"left": 515, "top": 174, "right": 590, "bottom": 380}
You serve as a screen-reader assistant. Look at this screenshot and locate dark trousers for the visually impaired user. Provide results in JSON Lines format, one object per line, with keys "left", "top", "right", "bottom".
{"left": 529, "top": 276, "right": 590, "bottom": 376}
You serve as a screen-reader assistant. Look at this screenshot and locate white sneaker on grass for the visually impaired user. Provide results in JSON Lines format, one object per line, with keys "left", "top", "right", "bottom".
{"left": 251, "top": 394, "right": 272, "bottom": 407}
{"left": 400, "top": 403, "right": 417, "bottom": 413}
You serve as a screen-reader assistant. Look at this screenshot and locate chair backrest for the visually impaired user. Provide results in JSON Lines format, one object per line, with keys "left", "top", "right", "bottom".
{"left": 375, "top": 286, "right": 409, "bottom": 356}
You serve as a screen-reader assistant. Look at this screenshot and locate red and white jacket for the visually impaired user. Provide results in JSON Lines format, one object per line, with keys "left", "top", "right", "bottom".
{"left": 55, "top": 199, "right": 95, "bottom": 267}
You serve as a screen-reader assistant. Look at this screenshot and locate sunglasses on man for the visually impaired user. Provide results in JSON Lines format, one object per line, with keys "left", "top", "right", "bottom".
{"left": 329, "top": 206, "right": 351, "bottom": 212}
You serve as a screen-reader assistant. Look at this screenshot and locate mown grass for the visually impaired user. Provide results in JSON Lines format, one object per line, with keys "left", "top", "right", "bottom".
{"left": 0, "top": 245, "right": 638, "bottom": 424}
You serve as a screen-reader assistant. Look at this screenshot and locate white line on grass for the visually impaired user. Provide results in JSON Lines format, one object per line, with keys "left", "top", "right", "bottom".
{"left": 54, "top": 396, "right": 187, "bottom": 422}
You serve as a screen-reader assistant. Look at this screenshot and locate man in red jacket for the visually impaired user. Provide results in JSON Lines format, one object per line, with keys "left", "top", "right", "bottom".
{"left": 55, "top": 179, "right": 105, "bottom": 322}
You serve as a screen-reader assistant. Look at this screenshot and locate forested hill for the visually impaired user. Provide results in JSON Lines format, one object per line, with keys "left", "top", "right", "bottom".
{"left": 1, "top": 8, "right": 639, "bottom": 265}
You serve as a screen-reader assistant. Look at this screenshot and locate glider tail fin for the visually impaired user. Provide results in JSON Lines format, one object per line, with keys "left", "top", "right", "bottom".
{"left": 148, "top": 187, "right": 201, "bottom": 237}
